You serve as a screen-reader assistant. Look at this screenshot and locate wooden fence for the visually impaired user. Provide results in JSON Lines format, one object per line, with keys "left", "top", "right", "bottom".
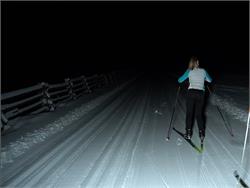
{"left": 1, "top": 71, "right": 122, "bottom": 130}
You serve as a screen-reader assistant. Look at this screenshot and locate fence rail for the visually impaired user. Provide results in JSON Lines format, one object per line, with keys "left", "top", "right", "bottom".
{"left": 1, "top": 71, "right": 126, "bottom": 130}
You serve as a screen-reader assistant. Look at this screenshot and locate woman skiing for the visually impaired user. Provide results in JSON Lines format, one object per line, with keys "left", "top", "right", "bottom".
{"left": 178, "top": 56, "right": 212, "bottom": 142}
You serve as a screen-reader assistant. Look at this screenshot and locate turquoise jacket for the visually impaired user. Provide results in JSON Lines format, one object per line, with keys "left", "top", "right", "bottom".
{"left": 178, "top": 68, "right": 212, "bottom": 90}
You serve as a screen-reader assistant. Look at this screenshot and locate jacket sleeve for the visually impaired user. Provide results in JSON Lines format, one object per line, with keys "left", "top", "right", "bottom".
{"left": 205, "top": 70, "right": 212, "bottom": 83}
{"left": 178, "top": 69, "right": 190, "bottom": 83}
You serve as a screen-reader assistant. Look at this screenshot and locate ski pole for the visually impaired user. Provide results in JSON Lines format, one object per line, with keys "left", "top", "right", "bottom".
{"left": 166, "top": 86, "right": 181, "bottom": 140}
{"left": 234, "top": 109, "right": 250, "bottom": 188}
{"left": 241, "top": 109, "right": 250, "bottom": 168}
{"left": 207, "top": 86, "right": 234, "bottom": 137}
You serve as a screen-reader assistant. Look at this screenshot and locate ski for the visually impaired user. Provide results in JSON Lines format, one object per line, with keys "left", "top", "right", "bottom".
{"left": 234, "top": 170, "right": 249, "bottom": 188}
{"left": 173, "top": 127, "right": 202, "bottom": 153}
{"left": 200, "top": 141, "right": 204, "bottom": 152}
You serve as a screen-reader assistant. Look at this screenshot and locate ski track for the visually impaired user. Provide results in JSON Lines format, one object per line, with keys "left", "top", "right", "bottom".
{"left": 79, "top": 89, "right": 143, "bottom": 188}
{"left": 121, "top": 86, "right": 151, "bottom": 188}
{"left": 39, "top": 89, "right": 137, "bottom": 188}
{"left": 149, "top": 84, "right": 184, "bottom": 188}
{"left": 3, "top": 81, "right": 137, "bottom": 187}
{"left": 146, "top": 154, "right": 170, "bottom": 188}
{"left": 151, "top": 87, "right": 172, "bottom": 188}
{"left": 1, "top": 76, "right": 249, "bottom": 188}
{"left": 99, "top": 91, "right": 146, "bottom": 188}
{"left": 46, "top": 85, "right": 141, "bottom": 188}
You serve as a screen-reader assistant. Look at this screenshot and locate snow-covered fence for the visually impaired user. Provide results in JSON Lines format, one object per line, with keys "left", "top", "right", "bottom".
{"left": 1, "top": 72, "right": 117, "bottom": 130}
{"left": 1, "top": 84, "right": 46, "bottom": 125}
{"left": 48, "top": 82, "right": 70, "bottom": 104}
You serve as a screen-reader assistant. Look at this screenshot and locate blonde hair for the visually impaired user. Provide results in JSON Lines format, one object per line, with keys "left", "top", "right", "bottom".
{"left": 189, "top": 56, "right": 199, "bottom": 68}
{"left": 190, "top": 56, "right": 199, "bottom": 64}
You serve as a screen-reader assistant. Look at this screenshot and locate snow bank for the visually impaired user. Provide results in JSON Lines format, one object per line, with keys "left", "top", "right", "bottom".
{"left": 210, "top": 92, "right": 248, "bottom": 123}
{"left": 1, "top": 80, "right": 133, "bottom": 167}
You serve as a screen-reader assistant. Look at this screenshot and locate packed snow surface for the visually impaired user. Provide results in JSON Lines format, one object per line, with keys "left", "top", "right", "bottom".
{"left": 0, "top": 75, "right": 249, "bottom": 188}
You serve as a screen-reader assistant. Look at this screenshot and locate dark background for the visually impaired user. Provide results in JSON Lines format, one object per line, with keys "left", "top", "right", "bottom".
{"left": 2, "top": 1, "right": 249, "bottom": 92}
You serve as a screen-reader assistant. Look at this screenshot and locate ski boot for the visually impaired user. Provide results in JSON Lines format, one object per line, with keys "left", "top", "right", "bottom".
{"left": 199, "top": 129, "right": 205, "bottom": 143}
{"left": 184, "top": 129, "right": 192, "bottom": 140}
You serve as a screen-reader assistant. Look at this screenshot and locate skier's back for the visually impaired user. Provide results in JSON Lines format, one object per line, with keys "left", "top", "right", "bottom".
{"left": 178, "top": 56, "right": 212, "bottom": 141}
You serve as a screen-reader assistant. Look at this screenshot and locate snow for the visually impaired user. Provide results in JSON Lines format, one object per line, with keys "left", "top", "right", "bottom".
{"left": 0, "top": 75, "right": 249, "bottom": 188}
{"left": 1, "top": 80, "right": 132, "bottom": 167}
{"left": 210, "top": 86, "right": 248, "bottom": 123}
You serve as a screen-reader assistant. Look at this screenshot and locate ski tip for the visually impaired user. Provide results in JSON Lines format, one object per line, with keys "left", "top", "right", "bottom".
{"left": 199, "top": 144, "right": 204, "bottom": 153}
{"left": 233, "top": 170, "right": 249, "bottom": 188}
{"left": 165, "top": 137, "right": 170, "bottom": 141}
{"left": 233, "top": 170, "right": 238, "bottom": 177}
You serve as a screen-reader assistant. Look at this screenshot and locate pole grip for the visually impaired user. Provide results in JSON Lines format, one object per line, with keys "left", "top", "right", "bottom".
{"left": 207, "top": 85, "right": 212, "bottom": 94}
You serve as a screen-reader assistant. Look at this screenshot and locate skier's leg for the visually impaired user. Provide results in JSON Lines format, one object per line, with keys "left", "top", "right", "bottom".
{"left": 185, "top": 90, "right": 195, "bottom": 139}
{"left": 195, "top": 91, "right": 205, "bottom": 140}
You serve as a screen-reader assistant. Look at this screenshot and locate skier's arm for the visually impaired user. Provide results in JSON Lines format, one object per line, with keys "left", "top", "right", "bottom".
{"left": 178, "top": 69, "right": 190, "bottom": 83}
{"left": 205, "top": 70, "right": 212, "bottom": 83}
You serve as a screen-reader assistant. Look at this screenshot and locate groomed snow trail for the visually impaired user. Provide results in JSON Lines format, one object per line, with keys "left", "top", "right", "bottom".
{"left": 1, "top": 75, "right": 249, "bottom": 188}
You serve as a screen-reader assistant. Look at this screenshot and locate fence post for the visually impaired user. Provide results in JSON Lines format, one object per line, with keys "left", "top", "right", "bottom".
{"left": 65, "top": 78, "right": 77, "bottom": 100}
{"left": 103, "top": 74, "right": 109, "bottom": 86}
{"left": 82, "top": 76, "right": 91, "bottom": 93}
{"left": 98, "top": 74, "right": 106, "bottom": 88}
{"left": 1, "top": 112, "right": 8, "bottom": 131}
{"left": 41, "top": 82, "right": 55, "bottom": 111}
{"left": 107, "top": 73, "right": 114, "bottom": 85}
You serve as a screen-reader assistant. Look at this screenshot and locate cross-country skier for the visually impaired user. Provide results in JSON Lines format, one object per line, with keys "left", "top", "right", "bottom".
{"left": 178, "top": 56, "right": 212, "bottom": 142}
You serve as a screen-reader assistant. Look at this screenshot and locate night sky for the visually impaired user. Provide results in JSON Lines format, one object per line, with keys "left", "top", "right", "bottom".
{"left": 2, "top": 1, "right": 249, "bottom": 92}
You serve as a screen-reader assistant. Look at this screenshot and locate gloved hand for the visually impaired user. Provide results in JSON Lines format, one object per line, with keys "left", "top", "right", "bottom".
{"left": 205, "top": 82, "right": 215, "bottom": 93}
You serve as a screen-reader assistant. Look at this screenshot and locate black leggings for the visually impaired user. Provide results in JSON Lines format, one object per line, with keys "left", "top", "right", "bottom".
{"left": 186, "top": 89, "right": 205, "bottom": 132}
